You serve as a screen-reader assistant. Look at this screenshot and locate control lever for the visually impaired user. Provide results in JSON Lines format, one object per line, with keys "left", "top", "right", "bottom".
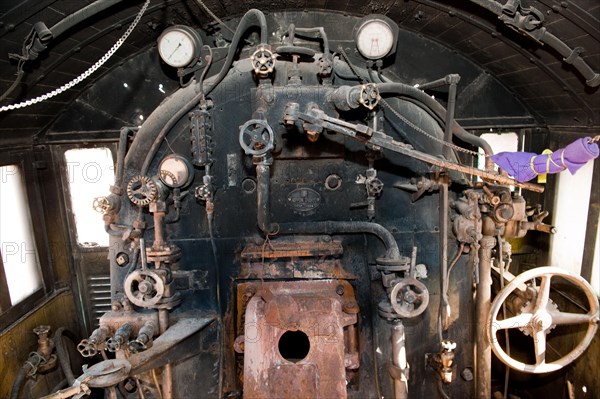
{"left": 522, "top": 206, "right": 557, "bottom": 234}
{"left": 284, "top": 105, "right": 544, "bottom": 193}
{"left": 394, "top": 176, "right": 440, "bottom": 202}
{"left": 41, "top": 359, "right": 131, "bottom": 399}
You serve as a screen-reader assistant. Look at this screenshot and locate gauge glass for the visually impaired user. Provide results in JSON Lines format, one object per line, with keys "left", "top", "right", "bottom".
{"left": 159, "top": 155, "right": 193, "bottom": 188}
{"left": 356, "top": 19, "right": 394, "bottom": 60}
{"left": 158, "top": 27, "right": 198, "bottom": 68}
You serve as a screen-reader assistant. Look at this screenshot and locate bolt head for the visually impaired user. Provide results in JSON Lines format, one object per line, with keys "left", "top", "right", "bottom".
{"left": 461, "top": 367, "right": 474, "bottom": 381}
{"left": 116, "top": 252, "right": 129, "bottom": 266}
{"left": 138, "top": 280, "right": 153, "bottom": 294}
{"left": 403, "top": 290, "right": 417, "bottom": 303}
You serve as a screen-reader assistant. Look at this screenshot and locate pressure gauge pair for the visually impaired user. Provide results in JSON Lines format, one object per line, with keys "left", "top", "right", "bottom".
{"left": 157, "top": 25, "right": 203, "bottom": 68}
{"left": 159, "top": 17, "right": 397, "bottom": 65}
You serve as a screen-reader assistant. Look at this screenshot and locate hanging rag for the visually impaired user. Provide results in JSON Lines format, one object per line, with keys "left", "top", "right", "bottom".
{"left": 490, "top": 136, "right": 599, "bottom": 183}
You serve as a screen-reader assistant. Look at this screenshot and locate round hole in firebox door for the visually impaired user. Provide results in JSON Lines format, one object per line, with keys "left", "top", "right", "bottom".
{"left": 278, "top": 330, "right": 310, "bottom": 363}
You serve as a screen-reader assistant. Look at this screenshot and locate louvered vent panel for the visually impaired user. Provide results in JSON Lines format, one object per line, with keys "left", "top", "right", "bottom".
{"left": 88, "top": 275, "right": 112, "bottom": 328}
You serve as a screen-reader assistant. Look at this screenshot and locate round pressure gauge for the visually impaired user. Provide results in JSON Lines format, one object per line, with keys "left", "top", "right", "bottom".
{"left": 355, "top": 19, "right": 395, "bottom": 60}
{"left": 157, "top": 25, "right": 202, "bottom": 68}
{"left": 158, "top": 154, "right": 194, "bottom": 188}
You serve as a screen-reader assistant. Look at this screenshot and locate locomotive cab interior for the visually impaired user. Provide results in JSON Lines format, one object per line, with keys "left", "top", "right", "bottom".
{"left": 0, "top": 1, "right": 599, "bottom": 398}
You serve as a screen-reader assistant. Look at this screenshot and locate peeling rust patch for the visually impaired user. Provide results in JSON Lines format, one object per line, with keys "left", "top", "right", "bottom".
{"left": 238, "top": 240, "right": 355, "bottom": 280}
{"left": 241, "top": 240, "right": 343, "bottom": 259}
{"left": 238, "top": 280, "right": 359, "bottom": 399}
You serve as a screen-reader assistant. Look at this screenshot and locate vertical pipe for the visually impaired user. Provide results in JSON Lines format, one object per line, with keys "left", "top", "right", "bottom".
{"left": 440, "top": 76, "right": 458, "bottom": 332}
{"left": 159, "top": 309, "right": 173, "bottom": 399}
{"left": 115, "top": 127, "right": 133, "bottom": 188}
{"left": 153, "top": 212, "right": 166, "bottom": 248}
{"left": 391, "top": 322, "right": 408, "bottom": 399}
{"left": 107, "top": 386, "right": 118, "bottom": 399}
{"left": 443, "top": 77, "right": 459, "bottom": 161}
{"left": 439, "top": 177, "right": 450, "bottom": 331}
{"left": 516, "top": 129, "right": 525, "bottom": 197}
{"left": 256, "top": 161, "right": 276, "bottom": 235}
{"left": 476, "top": 236, "right": 496, "bottom": 399}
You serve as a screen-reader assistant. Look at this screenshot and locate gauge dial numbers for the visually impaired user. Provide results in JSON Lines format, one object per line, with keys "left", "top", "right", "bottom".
{"left": 354, "top": 17, "right": 398, "bottom": 60}
{"left": 157, "top": 26, "right": 202, "bottom": 68}
{"left": 158, "top": 154, "right": 194, "bottom": 188}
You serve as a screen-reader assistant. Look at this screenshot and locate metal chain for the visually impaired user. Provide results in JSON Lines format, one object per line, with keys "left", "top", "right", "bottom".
{"left": 380, "top": 97, "right": 484, "bottom": 158}
{"left": 336, "top": 46, "right": 484, "bottom": 159}
{"left": 0, "top": 0, "right": 151, "bottom": 113}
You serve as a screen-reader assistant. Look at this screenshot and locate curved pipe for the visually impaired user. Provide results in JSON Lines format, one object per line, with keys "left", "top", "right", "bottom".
{"left": 333, "top": 60, "right": 493, "bottom": 168}
{"left": 376, "top": 82, "right": 494, "bottom": 169}
{"left": 367, "top": 68, "right": 448, "bottom": 141}
{"left": 253, "top": 155, "right": 400, "bottom": 258}
{"left": 278, "top": 221, "right": 401, "bottom": 259}
{"left": 542, "top": 32, "right": 600, "bottom": 87}
{"left": 50, "top": 0, "right": 123, "bottom": 38}
{"left": 332, "top": 58, "right": 365, "bottom": 81}
{"left": 204, "top": 8, "right": 267, "bottom": 97}
{"left": 467, "top": 0, "right": 599, "bottom": 87}
{"left": 53, "top": 327, "right": 78, "bottom": 386}
{"left": 294, "top": 27, "right": 330, "bottom": 55}
{"left": 105, "top": 222, "right": 126, "bottom": 236}
{"left": 115, "top": 126, "right": 135, "bottom": 188}
{"left": 10, "top": 363, "right": 33, "bottom": 399}
{"left": 135, "top": 8, "right": 269, "bottom": 175}
{"left": 136, "top": 84, "right": 200, "bottom": 175}
{"left": 245, "top": 9, "right": 268, "bottom": 45}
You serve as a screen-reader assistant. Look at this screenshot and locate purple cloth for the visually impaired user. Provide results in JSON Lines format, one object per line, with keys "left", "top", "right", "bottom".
{"left": 490, "top": 137, "right": 599, "bottom": 182}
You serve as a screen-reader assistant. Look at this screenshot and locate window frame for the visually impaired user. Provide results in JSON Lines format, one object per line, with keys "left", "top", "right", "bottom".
{"left": 56, "top": 142, "right": 117, "bottom": 334}
{"left": 60, "top": 142, "right": 117, "bottom": 248}
{"left": 61, "top": 143, "right": 117, "bottom": 250}
{"left": 0, "top": 151, "right": 55, "bottom": 328}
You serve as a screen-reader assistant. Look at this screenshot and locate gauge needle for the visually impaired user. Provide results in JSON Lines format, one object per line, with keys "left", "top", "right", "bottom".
{"left": 168, "top": 42, "right": 182, "bottom": 60}
{"left": 371, "top": 38, "right": 380, "bottom": 54}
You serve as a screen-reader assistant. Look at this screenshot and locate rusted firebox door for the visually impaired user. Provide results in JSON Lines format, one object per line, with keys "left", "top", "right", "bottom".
{"left": 236, "top": 240, "right": 360, "bottom": 398}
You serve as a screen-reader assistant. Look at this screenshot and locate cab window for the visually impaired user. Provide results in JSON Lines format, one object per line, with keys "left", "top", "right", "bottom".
{"left": 0, "top": 164, "right": 43, "bottom": 310}
{"left": 64, "top": 148, "right": 115, "bottom": 247}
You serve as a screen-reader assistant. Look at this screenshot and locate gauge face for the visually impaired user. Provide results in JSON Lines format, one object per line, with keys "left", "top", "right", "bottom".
{"left": 356, "top": 19, "right": 395, "bottom": 60}
{"left": 158, "top": 154, "right": 194, "bottom": 188}
{"left": 157, "top": 26, "right": 200, "bottom": 68}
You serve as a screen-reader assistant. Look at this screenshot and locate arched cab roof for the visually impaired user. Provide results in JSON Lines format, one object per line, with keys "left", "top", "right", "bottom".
{"left": 0, "top": 0, "right": 598, "bottom": 147}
